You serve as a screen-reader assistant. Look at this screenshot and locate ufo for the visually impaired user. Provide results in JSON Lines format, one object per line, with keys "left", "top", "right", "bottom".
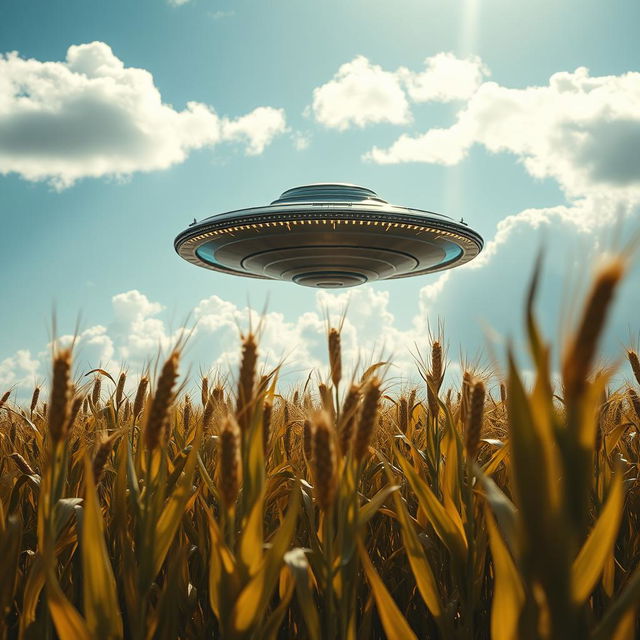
{"left": 174, "top": 183, "right": 483, "bottom": 288}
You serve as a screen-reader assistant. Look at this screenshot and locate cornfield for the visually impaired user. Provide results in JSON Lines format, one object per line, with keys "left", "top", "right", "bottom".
{"left": 1, "top": 256, "right": 639, "bottom": 640}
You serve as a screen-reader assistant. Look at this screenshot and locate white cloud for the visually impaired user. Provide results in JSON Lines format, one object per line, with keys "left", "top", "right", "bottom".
{"left": 0, "top": 42, "right": 288, "bottom": 188}
{"left": 399, "top": 52, "right": 488, "bottom": 103}
{"left": 221, "top": 106, "right": 288, "bottom": 156}
{"left": 0, "top": 350, "right": 40, "bottom": 388}
{"left": 353, "top": 59, "right": 640, "bottom": 370}
{"left": 3, "top": 217, "right": 640, "bottom": 402}
{"left": 310, "top": 56, "right": 411, "bottom": 130}
{"left": 292, "top": 131, "right": 311, "bottom": 150}
{"left": 366, "top": 125, "right": 471, "bottom": 165}
{"left": 367, "top": 66, "right": 640, "bottom": 204}
{"left": 309, "top": 53, "right": 489, "bottom": 131}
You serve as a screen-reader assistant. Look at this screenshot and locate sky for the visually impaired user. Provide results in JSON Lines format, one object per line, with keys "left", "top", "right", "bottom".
{"left": 1, "top": 0, "right": 639, "bottom": 397}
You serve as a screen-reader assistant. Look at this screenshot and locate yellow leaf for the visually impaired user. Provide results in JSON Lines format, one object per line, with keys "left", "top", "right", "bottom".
{"left": 441, "top": 428, "right": 461, "bottom": 509}
{"left": 482, "top": 441, "right": 510, "bottom": 476}
{"left": 357, "top": 539, "right": 417, "bottom": 640}
{"left": 153, "top": 420, "right": 202, "bottom": 577}
{"left": 602, "top": 554, "right": 615, "bottom": 598}
{"left": 396, "top": 452, "right": 467, "bottom": 561}
{"left": 388, "top": 481, "right": 443, "bottom": 620}
{"left": 605, "top": 422, "right": 630, "bottom": 454}
{"left": 284, "top": 548, "right": 321, "bottom": 640}
{"left": 572, "top": 475, "right": 623, "bottom": 603}
{"left": 231, "top": 488, "right": 300, "bottom": 634}
{"left": 20, "top": 555, "right": 45, "bottom": 628}
{"left": 485, "top": 507, "right": 524, "bottom": 640}
{"left": 261, "top": 567, "right": 295, "bottom": 640}
{"left": 206, "top": 505, "right": 238, "bottom": 621}
{"left": 611, "top": 606, "right": 637, "bottom": 640}
{"left": 506, "top": 352, "right": 553, "bottom": 547}
{"left": 239, "top": 492, "right": 265, "bottom": 576}
{"left": 82, "top": 457, "right": 123, "bottom": 639}
{"left": 46, "top": 567, "right": 92, "bottom": 640}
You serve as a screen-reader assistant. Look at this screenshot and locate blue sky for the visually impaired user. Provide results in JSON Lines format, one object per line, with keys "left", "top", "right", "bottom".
{"left": 1, "top": 0, "right": 639, "bottom": 394}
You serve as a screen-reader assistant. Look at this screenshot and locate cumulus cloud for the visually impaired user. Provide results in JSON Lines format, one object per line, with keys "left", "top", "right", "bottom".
{"left": 399, "top": 52, "right": 488, "bottom": 103}
{"left": 367, "top": 66, "right": 640, "bottom": 204}
{"left": 0, "top": 350, "right": 40, "bottom": 388}
{"left": 416, "top": 201, "right": 640, "bottom": 367}
{"left": 221, "top": 106, "right": 288, "bottom": 156}
{"left": 353, "top": 60, "right": 640, "bottom": 366}
{"left": 1, "top": 283, "right": 428, "bottom": 400}
{"left": 3, "top": 216, "right": 639, "bottom": 402}
{"left": 0, "top": 42, "right": 288, "bottom": 188}
{"left": 309, "top": 53, "right": 488, "bottom": 130}
{"left": 310, "top": 56, "right": 411, "bottom": 130}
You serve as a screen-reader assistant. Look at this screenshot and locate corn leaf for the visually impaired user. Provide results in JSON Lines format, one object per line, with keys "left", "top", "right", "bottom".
{"left": 153, "top": 420, "right": 202, "bottom": 577}
{"left": 593, "top": 563, "right": 640, "bottom": 640}
{"left": 358, "top": 484, "right": 399, "bottom": 529}
{"left": 611, "top": 606, "right": 637, "bottom": 640}
{"left": 46, "top": 567, "right": 92, "bottom": 640}
{"left": 0, "top": 513, "right": 22, "bottom": 621}
{"left": 261, "top": 567, "right": 295, "bottom": 640}
{"left": 486, "top": 506, "right": 524, "bottom": 640}
{"left": 20, "top": 554, "right": 45, "bottom": 629}
{"left": 387, "top": 481, "right": 443, "bottom": 620}
{"left": 572, "top": 474, "right": 623, "bottom": 603}
{"left": 357, "top": 539, "right": 417, "bottom": 640}
{"left": 476, "top": 468, "right": 518, "bottom": 557}
{"left": 396, "top": 451, "right": 467, "bottom": 561}
{"left": 230, "top": 487, "right": 300, "bottom": 634}
{"left": 506, "top": 350, "right": 552, "bottom": 549}
{"left": 284, "top": 548, "right": 321, "bottom": 640}
{"left": 82, "top": 457, "right": 123, "bottom": 639}
{"left": 239, "top": 491, "right": 265, "bottom": 577}
{"left": 206, "top": 505, "right": 238, "bottom": 620}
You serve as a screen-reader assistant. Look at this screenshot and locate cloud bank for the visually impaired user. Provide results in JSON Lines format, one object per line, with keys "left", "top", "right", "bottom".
{"left": 366, "top": 66, "right": 640, "bottom": 203}
{"left": 0, "top": 42, "right": 288, "bottom": 188}
{"left": 310, "top": 54, "right": 640, "bottom": 269}
{"left": 1, "top": 52, "right": 639, "bottom": 400}
{"left": 2, "top": 226, "right": 637, "bottom": 403}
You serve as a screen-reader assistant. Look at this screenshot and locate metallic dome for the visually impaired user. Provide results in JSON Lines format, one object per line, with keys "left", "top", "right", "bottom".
{"left": 174, "top": 183, "right": 483, "bottom": 288}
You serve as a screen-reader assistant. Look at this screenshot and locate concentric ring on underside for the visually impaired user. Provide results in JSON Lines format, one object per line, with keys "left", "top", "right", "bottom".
{"left": 174, "top": 184, "right": 483, "bottom": 288}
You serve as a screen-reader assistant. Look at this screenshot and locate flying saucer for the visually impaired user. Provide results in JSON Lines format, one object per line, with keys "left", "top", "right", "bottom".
{"left": 174, "top": 183, "right": 483, "bottom": 288}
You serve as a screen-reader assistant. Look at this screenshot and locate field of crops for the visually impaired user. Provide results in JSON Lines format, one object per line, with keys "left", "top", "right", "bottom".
{"left": 1, "top": 256, "right": 639, "bottom": 640}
